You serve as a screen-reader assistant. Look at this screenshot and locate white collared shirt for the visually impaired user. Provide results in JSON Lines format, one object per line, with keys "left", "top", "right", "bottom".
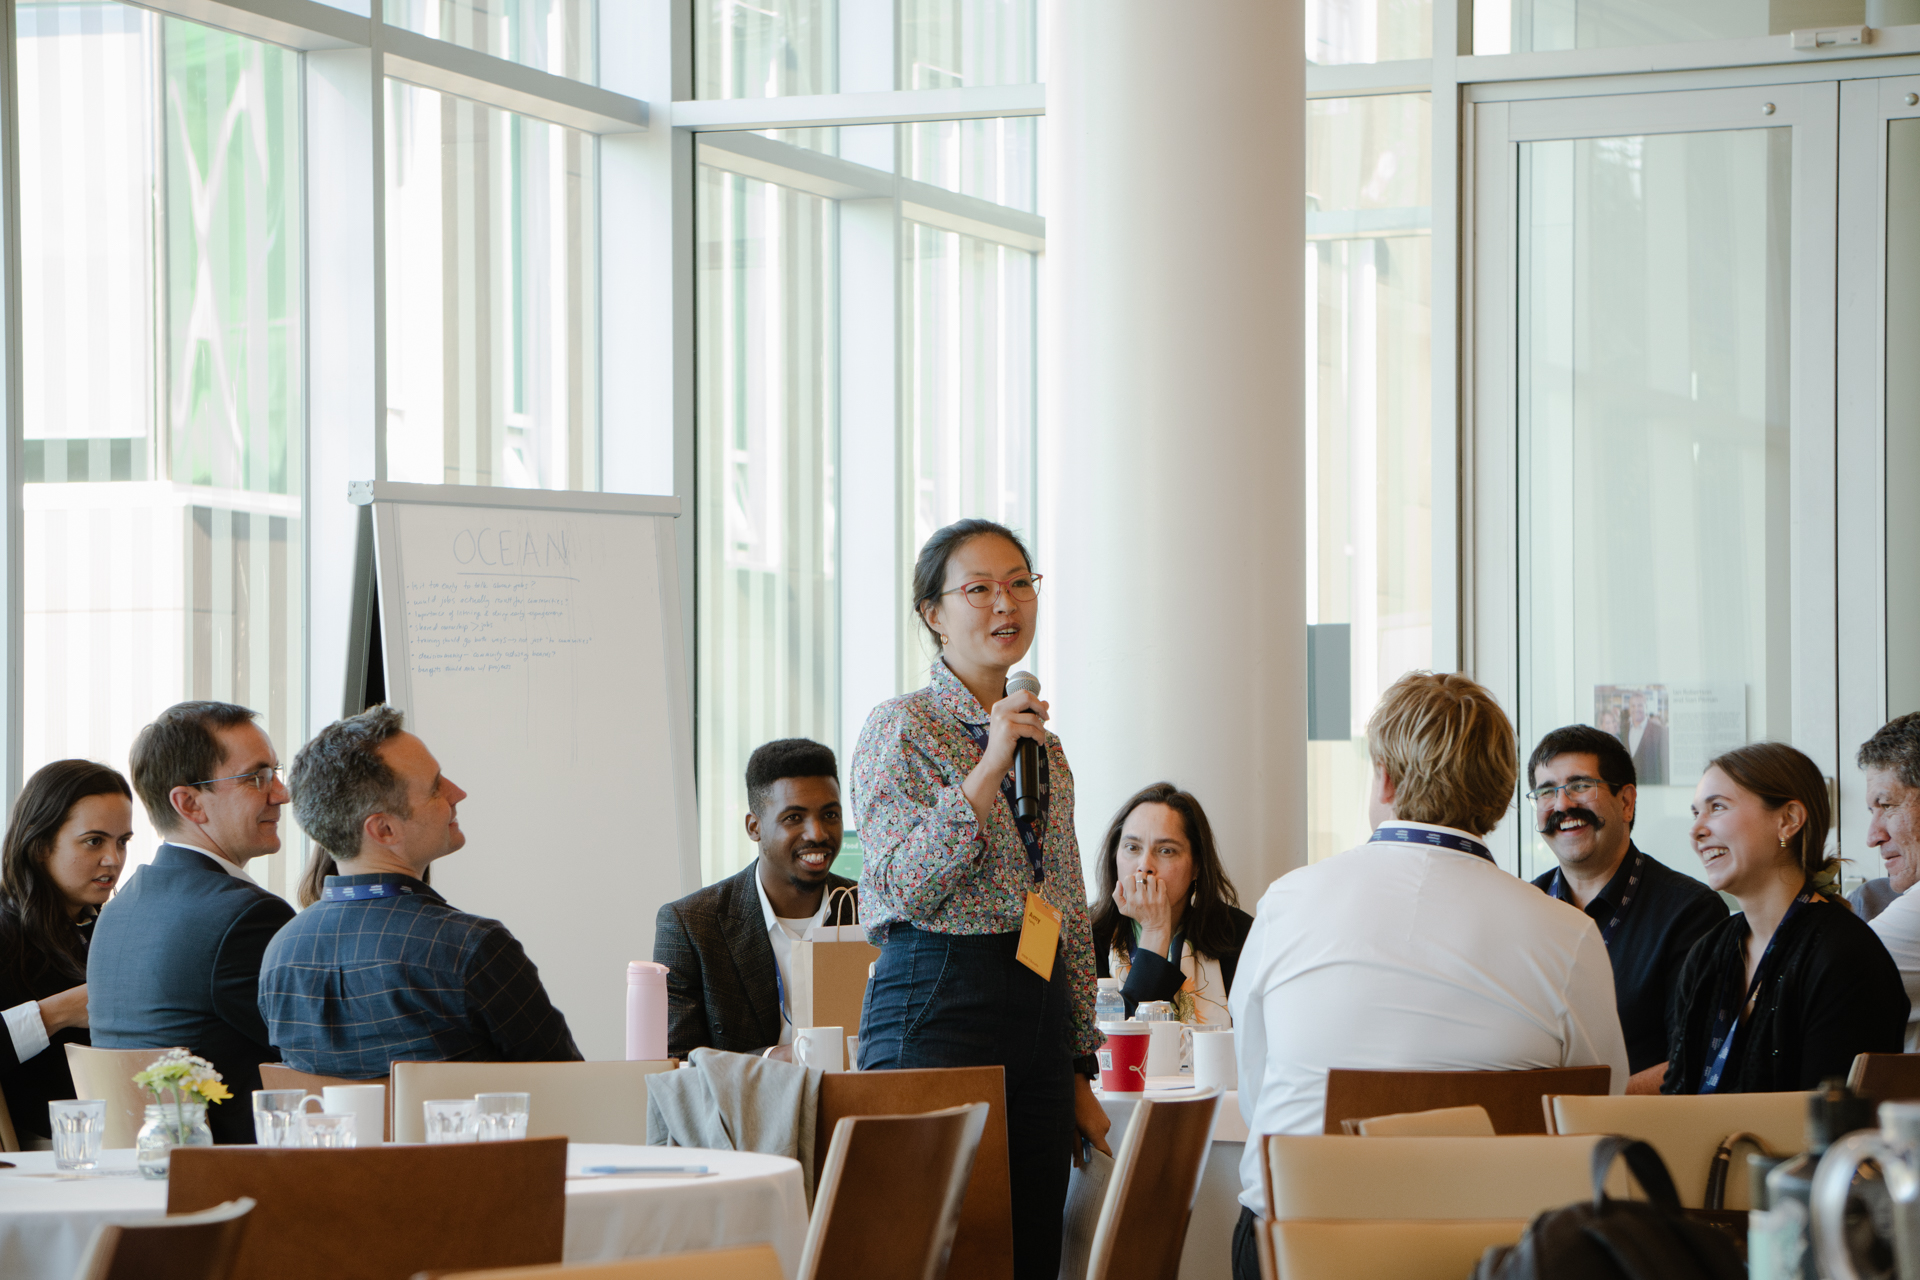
{"left": 752, "top": 867, "right": 831, "bottom": 1047}
{"left": 167, "top": 839, "right": 258, "bottom": 886}
{"left": 1230, "top": 822, "right": 1629, "bottom": 1215}
{"left": 1870, "top": 882, "right": 1920, "bottom": 1049}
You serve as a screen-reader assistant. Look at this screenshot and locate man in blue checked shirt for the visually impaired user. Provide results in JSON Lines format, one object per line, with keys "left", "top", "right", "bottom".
{"left": 259, "top": 706, "right": 580, "bottom": 1077}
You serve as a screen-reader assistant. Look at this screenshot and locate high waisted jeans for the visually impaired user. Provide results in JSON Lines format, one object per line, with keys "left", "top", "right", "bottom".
{"left": 859, "top": 925, "right": 1075, "bottom": 1280}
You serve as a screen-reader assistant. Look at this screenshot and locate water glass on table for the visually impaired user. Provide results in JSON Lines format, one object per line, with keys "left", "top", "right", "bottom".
{"left": 253, "top": 1090, "right": 323, "bottom": 1148}
{"left": 474, "top": 1092, "right": 530, "bottom": 1141}
{"left": 299, "top": 1112, "right": 358, "bottom": 1148}
{"left": 48, "top": 1099, "right": 105, "bottom": 1170}
{"left": 423, "top": 1098, "right": 478, "bottom": 1144}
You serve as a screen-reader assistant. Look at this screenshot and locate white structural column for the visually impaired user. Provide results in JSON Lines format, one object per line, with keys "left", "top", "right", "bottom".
{"left": 1043, "top": 0, "right": 1307, "bottom": 901}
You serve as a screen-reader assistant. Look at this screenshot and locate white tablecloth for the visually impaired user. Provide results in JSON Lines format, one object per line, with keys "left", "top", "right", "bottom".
{"left": 1086, "top": 1077, "right": 1246, "bottom": 1280}
{"left": 0, "top": 1143, "right": 809, "bottom": 1280}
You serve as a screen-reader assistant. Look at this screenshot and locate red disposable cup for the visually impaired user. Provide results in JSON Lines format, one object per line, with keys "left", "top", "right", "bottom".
{"left": 1097, "top": 1022, "right": 1151, "bottom": 1096}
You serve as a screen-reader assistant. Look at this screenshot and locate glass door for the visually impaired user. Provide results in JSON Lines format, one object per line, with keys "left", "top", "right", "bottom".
{"left": 1470, "top": 84, "right": 1838, "bottom": 880}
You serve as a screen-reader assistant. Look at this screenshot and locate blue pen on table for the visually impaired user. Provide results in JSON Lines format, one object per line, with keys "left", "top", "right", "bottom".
{"left": 580, "top": 1164, "right": 710, "bottom": 1175}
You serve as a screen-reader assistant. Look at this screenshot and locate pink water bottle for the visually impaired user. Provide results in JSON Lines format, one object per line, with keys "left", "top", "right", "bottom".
{"left": 626, "top": 961, "right": 669, "bottom": 1060}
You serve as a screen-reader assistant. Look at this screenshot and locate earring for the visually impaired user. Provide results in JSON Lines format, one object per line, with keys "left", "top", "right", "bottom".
{"left": 1780, "top": 837, "right": 1788, "bottom": 848}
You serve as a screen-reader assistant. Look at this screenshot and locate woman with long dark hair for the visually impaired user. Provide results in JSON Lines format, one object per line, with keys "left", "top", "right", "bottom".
{"left": 0, "top": 760, "right": 132, "bottom": 1140}
{"left": 852, "top": 517, "right": 1108, "bottom": 1280}
{"left": 1090, "top": 783, "right": 1254, "bottom": 1021}
{"left": 1665, "top": 742, "right": 1907, "bottom": 1093}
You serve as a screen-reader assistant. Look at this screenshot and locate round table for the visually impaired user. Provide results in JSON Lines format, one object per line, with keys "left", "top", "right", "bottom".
{"left": 0, "top": 1143, "right": 809, "bottom": 1280}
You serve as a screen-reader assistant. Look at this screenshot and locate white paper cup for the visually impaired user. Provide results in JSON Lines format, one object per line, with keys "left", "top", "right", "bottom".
{"left": 322, "top": 1084, "right": 386, "bottom": 1147}
{"left": 1145, "top": 1021, "right": 1183, "bottom": 1077}
{"left": 793, "top": 1025, "right": 845, "bottom": 1072}
{"left": 1191, "top": 1027, "right": 1237, "bottom": 1092}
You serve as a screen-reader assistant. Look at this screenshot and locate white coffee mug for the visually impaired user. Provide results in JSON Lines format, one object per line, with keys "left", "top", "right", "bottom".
{"left": 793, "top": 1025, "right": 845, "bottom": 1072}
{"left": 1191, "top": 1026, "right": 1237, "bottom": 1092}
{"left": 1145, "top": 1020, "right": 1183, "bottom": 1078}
{"left": 322, "top": 1084, "right": 387, "bottom": 1147}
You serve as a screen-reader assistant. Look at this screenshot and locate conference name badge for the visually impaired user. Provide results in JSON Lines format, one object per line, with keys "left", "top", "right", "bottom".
{"left": 1016, "top": 891, "right": 1062, "bottom": 982}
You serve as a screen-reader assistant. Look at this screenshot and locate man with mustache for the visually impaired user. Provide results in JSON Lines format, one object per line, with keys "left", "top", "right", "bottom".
{"left": 1528, "top": 725, "right": 1727, "bottom": 1093}
{"left": 656, "top": 739, "right": 857, "bottom": 1061}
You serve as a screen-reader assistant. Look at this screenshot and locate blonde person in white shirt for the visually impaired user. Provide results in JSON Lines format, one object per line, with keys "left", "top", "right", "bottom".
{"left": 1226, "top": 671, "right": 1628, "bottom": 1280}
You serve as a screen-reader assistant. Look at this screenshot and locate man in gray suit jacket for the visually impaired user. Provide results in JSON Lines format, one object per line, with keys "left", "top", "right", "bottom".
{"left": 655, "top": 739, "right": 857, "bottom": 1060}
{"left": 89, "top": 702, "right": 296, "bottom": 1143}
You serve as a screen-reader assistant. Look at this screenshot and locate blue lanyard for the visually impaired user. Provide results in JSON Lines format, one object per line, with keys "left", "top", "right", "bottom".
{"left": 321, "top": 881, "right": 418, "bottom": 901}
{"left": 956, "top": 718, "right": 1049, "bottom": 884}
{"left": 1551, "top": 850, "right": 1645, "bottom": 945}
{"left": 1370, "top": 823, "right": 1492, "bottom": 862}
{"left": 1699, "top": 891, "right": 1815, "bottom": 1094}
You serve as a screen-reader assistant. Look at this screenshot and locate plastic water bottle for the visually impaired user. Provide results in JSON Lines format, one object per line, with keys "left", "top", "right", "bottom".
{"left": 1095, "top": 977, "right": 1125, "bottom": 1024}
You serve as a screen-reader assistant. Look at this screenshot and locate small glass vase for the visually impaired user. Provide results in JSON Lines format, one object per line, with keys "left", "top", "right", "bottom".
{"left": 135, "top": 1100, "right": 213, "bottom": 1179}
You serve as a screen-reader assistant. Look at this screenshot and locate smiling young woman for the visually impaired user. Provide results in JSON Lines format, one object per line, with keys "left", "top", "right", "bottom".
{"left": 0, "top": 759, "right": 133, "bottom": 1140}
{"left": 1664, "top": 742, "right": 1909, "bottom": 1094}
{"left": 850, "top": 517, "right": 1108, "bottom": 1280}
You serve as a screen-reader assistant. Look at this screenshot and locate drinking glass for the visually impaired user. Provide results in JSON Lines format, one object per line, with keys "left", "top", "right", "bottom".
{"left": 298, "top": 1112, "right": 358, "bottom": 1148}
{"left": 252, "top": 1089, "right": 318, "bottom": 1148}
{"left": 474, "top": 1092, "right": 530, "bottom": 1141}
{"left": 48, "top": 1099, "right": 105, "bottom": 1170}
{"left": 423, "top": 1099, "right": 477, "bottom": 1144}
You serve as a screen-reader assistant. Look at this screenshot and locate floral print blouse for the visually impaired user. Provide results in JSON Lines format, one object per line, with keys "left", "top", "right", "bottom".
{"left": 851, "top": 659, "right": 1101, "bottom": 1056}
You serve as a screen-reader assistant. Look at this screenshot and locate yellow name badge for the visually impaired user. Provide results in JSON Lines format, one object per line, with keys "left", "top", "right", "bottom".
{"left": 1015, "top": 892, "right": 1062, "bottom": 982}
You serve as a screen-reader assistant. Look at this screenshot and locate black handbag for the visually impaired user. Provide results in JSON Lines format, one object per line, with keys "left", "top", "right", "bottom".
{"left": 1471, "top": 1135, "right": 1746, "bottom": 1280}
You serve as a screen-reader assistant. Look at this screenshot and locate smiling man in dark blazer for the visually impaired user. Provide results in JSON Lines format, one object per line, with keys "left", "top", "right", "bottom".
{"left": 655, "top": 739, "right": 857, "bottom": 1061}
{"left": 89, "top": 702, "right": 297, "bottom": 1143}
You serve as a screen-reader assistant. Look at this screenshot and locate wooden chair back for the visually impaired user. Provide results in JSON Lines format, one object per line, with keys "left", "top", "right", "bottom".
{"left": 77, "top": 1196, "right": 255, "bottom": 1280}
{"left": 410, "top": 1246, "right": 785, "bottom": 1280}
{"left": 1086, "top": 1089, "right": 1222, "bottom": 1280}
{"left": 257, "top": 1065, "right": 392, "bottom": 1141}
{"left": 1546, "top": 1090, "right": 1807, "bottom": 1209}
{"left": 1850, "top": 1052, "right": 1920, "bottom": 1102}
{"left": 1321, "top": 1065, "right": 1612, "bottom": 1135}
{"left": 390, "top": 1060, "right": 676, "bottom": 1144}
{"left": 814, "top": 1066, "right": 1012, "bottom": 1280}
{"left": 65, "top": 1044, "right": 182, "bottom": 1148}
{"left": 0, "top": 1075, "right": 18, "bottom": 1151}
{"left": 1267, "top": 1218, "right": 1530, "bottom": 1280}
{"left": 1350, "top": 1104, "right": 1496, "bottom": 1137}
{"left": 799, "top": 1103, "right": 988, "bottom": 1280}
{"left": 1261, "top": 1134, "right": 1625, "bottom": 1221}
{"left": 167, "top": 1136, "right": 567, "bottom": 1280}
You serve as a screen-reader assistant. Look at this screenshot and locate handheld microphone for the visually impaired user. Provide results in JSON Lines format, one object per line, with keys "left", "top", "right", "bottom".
{"left": 1007, "top": 670, "right": 1042, "bottom": 820}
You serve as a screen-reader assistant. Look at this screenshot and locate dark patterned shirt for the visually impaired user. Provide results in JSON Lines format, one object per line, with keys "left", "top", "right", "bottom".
{"left": 259, "top": 873, "right": 580, "bottom": 1077}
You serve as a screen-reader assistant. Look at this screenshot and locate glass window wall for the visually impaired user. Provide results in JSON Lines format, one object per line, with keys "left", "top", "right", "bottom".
{"left": 385, "top": 83, "right": 599, "bottom": 491}
{"left": 385, "top": 0, "right": 596, "bottom": 84}
{"left": 694, "top": 120, "right": 1040, "bottom": 885}
{"left": 1305, "top": 93, "right": 1434, "bottom": 862}
{"left": 18, "top": 3, "right": 304, "bottom": 888}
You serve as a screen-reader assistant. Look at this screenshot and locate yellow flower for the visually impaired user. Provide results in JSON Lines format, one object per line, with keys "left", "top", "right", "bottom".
{"left": 196, "top": 1080, "right": 232, "bottom": 1105}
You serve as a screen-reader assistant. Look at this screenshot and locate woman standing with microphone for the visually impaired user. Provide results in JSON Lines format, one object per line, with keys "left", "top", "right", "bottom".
{"left": 853, "top": 517, "right": 1109, "bottom": 1280}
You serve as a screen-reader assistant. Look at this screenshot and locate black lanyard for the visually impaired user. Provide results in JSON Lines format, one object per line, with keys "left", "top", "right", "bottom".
{"left": 1370, "top": 823, "right": 1492, "bottom": 862}
{"left": 1551, "top": 849, "right": 1645, "bottom": 945}
{"left": 956, "top": 718, "right": 1048, "bottom": 884}
{"left": 1700, "top": 891, "right": 1815, "bottom": 1094}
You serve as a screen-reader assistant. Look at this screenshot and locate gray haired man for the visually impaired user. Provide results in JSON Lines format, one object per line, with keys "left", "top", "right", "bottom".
{"left": 258, "top": 705, "right": 579, "bottom": 1076}
{"left": 1863, "top": 713, "right": 1920, "bottom": 1047}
